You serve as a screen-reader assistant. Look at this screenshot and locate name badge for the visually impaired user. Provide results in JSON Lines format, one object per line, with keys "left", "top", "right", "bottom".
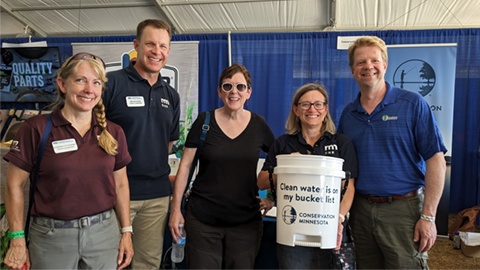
{"left": 126, "top": 96, "right": 145, "bottom": 107}
{"left": 52, "top": 138, "right": 78, "bottom": 154}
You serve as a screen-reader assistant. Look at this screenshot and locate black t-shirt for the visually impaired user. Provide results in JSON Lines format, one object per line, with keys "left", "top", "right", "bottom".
{"left": 262, "top": 132, "right": 358, "bottom": 179}
{"left": 185, "top": 110, "right": 275, "bottom": 226}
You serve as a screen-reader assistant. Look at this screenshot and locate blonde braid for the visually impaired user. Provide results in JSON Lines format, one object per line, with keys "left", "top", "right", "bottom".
{"left": 95, "top": 98, "right": 118, "bottom": 155}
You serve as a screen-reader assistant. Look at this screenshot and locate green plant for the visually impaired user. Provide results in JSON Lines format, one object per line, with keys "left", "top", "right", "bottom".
{"left": 1, "top": 203, "right": 8, "bottom": 270}
{"left": 171, "top": 102, "right": 195, "bottom": 158}
{"left": 171, "top": 77, "right": 197, "bottom": 158}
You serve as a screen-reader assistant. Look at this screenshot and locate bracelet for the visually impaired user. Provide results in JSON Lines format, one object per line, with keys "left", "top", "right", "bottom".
{"left": 420, "top": 214, "right": 435, "bottom": 222}
{"left": 121, "top": 226, "right": 133, "bottom": 234}
{"left": 8, "top": 230, "right": 25, "bottom": 239}
{"left": 338, "top": 213, "right": 345, "bottom": 223}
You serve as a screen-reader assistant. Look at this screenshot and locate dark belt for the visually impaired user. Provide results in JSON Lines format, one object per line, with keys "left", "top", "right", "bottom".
{"left": 357, "top": 187, "right": 424, "bottom": 203}
{"left": 33, "top": 209, "right": 112, "bottom": 229}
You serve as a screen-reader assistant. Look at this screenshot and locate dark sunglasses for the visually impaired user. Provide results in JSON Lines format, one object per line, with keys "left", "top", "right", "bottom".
{"left": 221, "top": 82, "right": 249, "bottom": 93}
{"left": 64, "top": 52, "right": 106, "bottom": 68}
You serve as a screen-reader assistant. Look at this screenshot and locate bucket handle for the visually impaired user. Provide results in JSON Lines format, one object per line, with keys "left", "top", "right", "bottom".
{"left": 295, "top": 240, "right": 321, "bottom": 248}
{"left": 268, "top": 165, "right": 276, "bottom": 202}
{"left": 341, "top": 171, "right": 351, "bottom": 201}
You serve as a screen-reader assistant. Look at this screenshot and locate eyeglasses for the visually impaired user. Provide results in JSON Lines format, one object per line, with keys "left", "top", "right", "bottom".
{"left": 221, "top": 82, "right": 249, "bottom": 93}
{"left": 64, "top": 52, "right": 106, "bottom": 69}
{"left": 297, "top": 101, "right": 327, "bottom": 111}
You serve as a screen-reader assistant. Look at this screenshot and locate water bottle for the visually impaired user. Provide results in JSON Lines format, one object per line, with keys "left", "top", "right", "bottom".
{"left": 453, "top": 231, "right": 461, "bottom": 250}
{"left": 171, "top": 224, "right": 186, "bottom": 263}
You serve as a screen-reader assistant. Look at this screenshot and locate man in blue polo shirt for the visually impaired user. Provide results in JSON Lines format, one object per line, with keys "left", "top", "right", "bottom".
{"left": 103, "top": 19, "right": 180, "bottom": 269}
{"left": 338, "top": 36, "right": 447, "bottom": 269}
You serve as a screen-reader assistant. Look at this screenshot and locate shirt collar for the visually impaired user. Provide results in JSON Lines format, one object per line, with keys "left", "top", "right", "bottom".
{"left": 125, "top": 61, "right": 167, "bottom": 87}
{"left": 353, "top": 81, "right": 398, "bottom": 113}
{"left": 295, "top": 130, "right": 334, "bottom": 145}
{"left": 51, "top": 106, "right": 100, "bottom": 128}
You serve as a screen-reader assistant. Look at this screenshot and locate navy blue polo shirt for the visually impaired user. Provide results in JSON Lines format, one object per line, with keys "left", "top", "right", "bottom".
{"left": 104, "top": 64, "right": 180, "bottom": 200}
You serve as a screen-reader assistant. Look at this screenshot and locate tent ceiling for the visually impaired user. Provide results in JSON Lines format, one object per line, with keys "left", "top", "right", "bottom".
{"left": 1, "top": 0, "right": 479, "bottom": 38}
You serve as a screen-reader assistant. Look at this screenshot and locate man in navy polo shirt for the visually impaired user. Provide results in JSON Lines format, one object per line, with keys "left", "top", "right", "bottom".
{"left": 338, "top": 36, "right": 447, "bottom": 269}
{"left": 103, "top": 19, "right": 180, "bottom": 269}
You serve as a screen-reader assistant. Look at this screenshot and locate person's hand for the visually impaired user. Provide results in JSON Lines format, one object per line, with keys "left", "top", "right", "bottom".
{"left": 117, "top": 232, "right": 134, "bottom": 270}
{"left": 258, "top": 196, "right": 274, "bottom": 216}
{"left": 4, "top": 238, "right": 30, "bottom": 270}
{"left": 169, "top": 209, "right": 185, "bottom": 243}
{"left": 414, "top": 218, "right": 437, "bottom": 253}
{"left": 334, "top": 218, "right": 344, "bottom": 251}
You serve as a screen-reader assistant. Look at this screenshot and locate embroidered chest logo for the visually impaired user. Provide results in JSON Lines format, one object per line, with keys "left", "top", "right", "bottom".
{"left": 382, "top": 115, "right": 398, "bottom": 121}
{"left": 324, "top": 144, "right": 338, "bottom": 155}
{"left": 161, "top": 98, "right": 170, "bottom": 108}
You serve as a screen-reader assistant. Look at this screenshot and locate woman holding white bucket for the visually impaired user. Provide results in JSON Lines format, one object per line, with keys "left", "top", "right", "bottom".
{"left": 258, "top": 83, "right": 358, "bottom": 269}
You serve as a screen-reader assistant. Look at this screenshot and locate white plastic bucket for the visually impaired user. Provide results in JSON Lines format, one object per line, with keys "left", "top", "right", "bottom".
{"left": 274, "top": 154, "right": 345, "bottom": 249}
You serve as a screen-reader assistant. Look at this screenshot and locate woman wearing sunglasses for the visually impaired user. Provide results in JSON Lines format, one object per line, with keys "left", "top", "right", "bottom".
{"left": 3, "top": 53, "right": 133, "bottom": 269}
{"left": 257, "top": 83, "right": 358, "bottom": 269}
{"left": 169, "top": 63, "right": 275, "bottom": 269}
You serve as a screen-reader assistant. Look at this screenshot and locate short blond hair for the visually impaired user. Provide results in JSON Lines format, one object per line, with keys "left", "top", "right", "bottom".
{"left": 348, "top": 36, "right": 388, "bottom": 67}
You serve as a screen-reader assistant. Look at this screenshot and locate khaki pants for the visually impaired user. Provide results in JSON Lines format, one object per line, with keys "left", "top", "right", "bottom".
{"left": 129, "top": 196, "right": 170, "bottom": 270}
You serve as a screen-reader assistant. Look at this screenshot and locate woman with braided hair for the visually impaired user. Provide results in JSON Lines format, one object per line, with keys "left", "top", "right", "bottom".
{"left": 3, "top": 52, "right": 133, "bottom": 269}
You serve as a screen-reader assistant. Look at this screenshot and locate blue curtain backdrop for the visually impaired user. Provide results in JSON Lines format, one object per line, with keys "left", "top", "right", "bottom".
{"left": 1, "top": 28, "right": 479, "bottom": 212}
{"left": 229, "top": 29, "right": 480, "bottom": 213}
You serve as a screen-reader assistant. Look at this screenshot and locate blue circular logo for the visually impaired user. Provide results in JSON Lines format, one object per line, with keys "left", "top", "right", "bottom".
{"left": 392, "top": 59, "right": 436, "bottom": 96}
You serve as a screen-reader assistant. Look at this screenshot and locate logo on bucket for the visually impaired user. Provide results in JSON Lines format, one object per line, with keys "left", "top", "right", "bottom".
{"left": 282, "top": 205, "right": 297, "bottom": 225}
{"left": 274, "top": 154, "right": 345, "bottom": 248}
